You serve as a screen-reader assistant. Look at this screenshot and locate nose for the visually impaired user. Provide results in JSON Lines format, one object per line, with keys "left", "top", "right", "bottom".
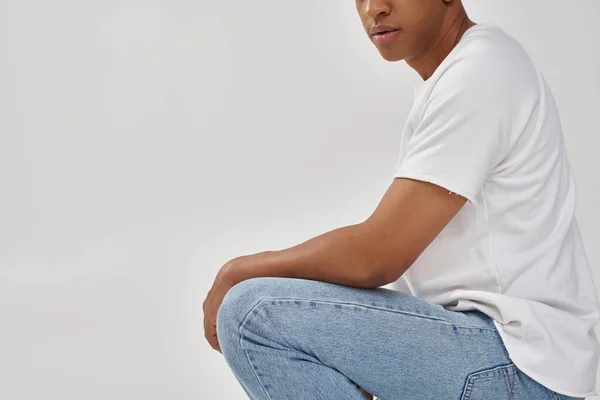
{"left": 362, "top": 0, "right": 391, "bottom": 20}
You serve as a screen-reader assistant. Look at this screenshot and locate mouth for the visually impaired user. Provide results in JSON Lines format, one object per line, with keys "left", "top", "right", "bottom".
{"left": 371, "top": 29, "right": 401, "bottom": 42}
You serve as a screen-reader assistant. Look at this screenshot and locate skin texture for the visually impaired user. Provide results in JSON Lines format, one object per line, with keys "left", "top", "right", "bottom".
{"left": 356, "top": 0, "right": 476, "bottom": 80}
{"left": 204, "top": 2, "right": 477, "bottom": 399}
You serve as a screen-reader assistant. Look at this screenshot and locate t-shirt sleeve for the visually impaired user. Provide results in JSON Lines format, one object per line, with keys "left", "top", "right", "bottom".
{"left": 393, "top": 57, "right": 515, "bottom": 206}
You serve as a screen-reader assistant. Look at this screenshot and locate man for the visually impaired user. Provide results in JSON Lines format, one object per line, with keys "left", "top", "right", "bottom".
{"left": 204, "top": 1, "right": 600, "bottom": 399}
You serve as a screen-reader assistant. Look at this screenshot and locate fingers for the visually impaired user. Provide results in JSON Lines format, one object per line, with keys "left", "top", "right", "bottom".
{"left": 204, "top": 314, "right": 222, "bottom": 354}
{"left": 206, "top": 329, "right": 221, "bottom": 353}
{"left": 210, "top": 338, "right": 222, "bottom": 354}
{"left": 206, "top": 328, "right": 222, "bottom": 353}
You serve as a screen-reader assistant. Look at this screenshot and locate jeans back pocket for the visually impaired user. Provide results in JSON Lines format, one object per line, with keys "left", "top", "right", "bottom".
{"left": 461, "top": 363, "right": 517, "bottom": 400}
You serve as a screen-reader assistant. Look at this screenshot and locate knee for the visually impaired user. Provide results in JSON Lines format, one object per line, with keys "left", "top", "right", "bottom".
{"left": 216, "top": 277, "right": 280, "bottom": 338}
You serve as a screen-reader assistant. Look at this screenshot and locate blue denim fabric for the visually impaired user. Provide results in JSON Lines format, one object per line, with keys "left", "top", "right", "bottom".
{"left": 216, "top": 277, "right": 584, "bottom": 400}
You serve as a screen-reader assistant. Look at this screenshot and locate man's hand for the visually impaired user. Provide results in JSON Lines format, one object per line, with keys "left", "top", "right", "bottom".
{"left": 203, "top": 260, "right": 239, "bottom": 353}
{"left": 361, "top": 388, "right": 374, "bottom": 399}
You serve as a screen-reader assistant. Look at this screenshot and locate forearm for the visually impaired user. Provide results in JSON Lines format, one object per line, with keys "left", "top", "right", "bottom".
{"left": 223, "top": 223, "right": 385, "bottom": 289}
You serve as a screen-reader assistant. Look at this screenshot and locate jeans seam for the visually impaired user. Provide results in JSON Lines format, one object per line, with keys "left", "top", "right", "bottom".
{"left": 263, "top": 297, "right": 497, "bottom": 332}
{"left": 237, "top": 299, "right": 275, "bottom": 400}
{"left": 504, "top": 367, "right": 516, "bottom": 400}
{"left": 460, "top": 363, "right": 515, "bottom": 400}
{"left": 451, "top": 324, "right": 498, "bottom": 332}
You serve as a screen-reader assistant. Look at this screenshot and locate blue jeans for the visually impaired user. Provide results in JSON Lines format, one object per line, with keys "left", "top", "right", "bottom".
{"left": 216, "top": 277, "right": 583, "bottom": 400}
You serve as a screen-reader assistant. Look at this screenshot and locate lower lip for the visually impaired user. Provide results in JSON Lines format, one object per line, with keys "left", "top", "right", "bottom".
{"left": 372, "top": 29, "right": 400, "bottom": 43}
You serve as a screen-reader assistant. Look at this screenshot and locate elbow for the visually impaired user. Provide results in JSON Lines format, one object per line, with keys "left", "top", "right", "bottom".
{"left": 368, "top": 254, "right": 412, "bottom": 288}
{"left": 365, "top": 261, "right": 408, "bottom": 288}
{"left": 358, "top": 230, "right": 411, "bottom": 288}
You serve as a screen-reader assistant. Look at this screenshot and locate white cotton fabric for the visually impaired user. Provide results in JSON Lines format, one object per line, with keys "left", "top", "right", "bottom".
{"left": 390, "top": 23, "right": 600, "bottom": 398}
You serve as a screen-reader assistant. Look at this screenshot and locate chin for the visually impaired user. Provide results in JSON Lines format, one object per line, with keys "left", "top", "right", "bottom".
{"left": 378, "top": 50, "right": 406, "bottom": 62}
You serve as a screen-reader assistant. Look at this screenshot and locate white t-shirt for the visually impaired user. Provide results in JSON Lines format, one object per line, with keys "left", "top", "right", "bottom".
{"left": 390, "top": 23, "right": 600, "bottom": 398}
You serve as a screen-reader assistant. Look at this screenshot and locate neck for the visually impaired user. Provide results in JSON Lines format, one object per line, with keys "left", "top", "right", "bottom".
{"left": 406, "top": 13, "right": 476, "bottom": 81}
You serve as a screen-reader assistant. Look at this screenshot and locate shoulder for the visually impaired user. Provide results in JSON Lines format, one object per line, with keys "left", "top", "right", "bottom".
{"left": 428, "top": 24, "right": 542, "bottom": 102}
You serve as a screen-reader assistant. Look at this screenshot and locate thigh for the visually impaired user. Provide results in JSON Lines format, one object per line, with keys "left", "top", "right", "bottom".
{"left": 218, "top": 276, "right": 526, "bottom": 399}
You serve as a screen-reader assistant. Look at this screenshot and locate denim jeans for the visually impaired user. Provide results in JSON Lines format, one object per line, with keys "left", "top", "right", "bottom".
{"left": 216, "top": 277, "right": 584, "bottom": 400}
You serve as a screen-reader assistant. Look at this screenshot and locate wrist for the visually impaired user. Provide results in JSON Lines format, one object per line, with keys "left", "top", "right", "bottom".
{"left": 218, "top": 253, "right": 264, "bottom": 285}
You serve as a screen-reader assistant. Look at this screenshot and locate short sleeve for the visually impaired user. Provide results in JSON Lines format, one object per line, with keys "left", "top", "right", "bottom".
{"left": 393, "top": 57, "right": 515, "bottom": 206}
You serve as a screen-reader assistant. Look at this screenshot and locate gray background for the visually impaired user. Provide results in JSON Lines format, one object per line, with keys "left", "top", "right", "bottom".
{"left": 1, "top": 0, "right": 599, "bottom": 399}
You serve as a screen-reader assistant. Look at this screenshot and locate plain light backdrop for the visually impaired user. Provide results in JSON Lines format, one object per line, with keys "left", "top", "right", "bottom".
{"left": 1, "top": 1, "right": 599, "bottom": 399}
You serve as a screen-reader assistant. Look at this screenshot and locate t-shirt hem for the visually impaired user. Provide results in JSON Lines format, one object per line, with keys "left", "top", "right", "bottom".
{"left": 392, "top": 171, "right": 479, "bottom": 206}
{"left": 491, "top": 319, "right": 599, "bottom": 398}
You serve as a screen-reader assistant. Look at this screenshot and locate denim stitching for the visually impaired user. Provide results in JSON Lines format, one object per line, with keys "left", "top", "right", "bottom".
{"left": 258, "top": 300, "right": 325, "bottom": 362}
{"left": 263, "top": 297, "right": 497, "bottom": 332}
{"left": 509, "top": 368, "right": 517, "bottom": 400}
{"left": 237, "top": 299, "right": 275, "bottom": 400}
{"left": 235, "top": 297, "right": 499, "bottom": 400}
{"left": 460, "top": 378, "right": 474, "bottom": 400}
{"left": 460, "top": 363, "right": 515, "bottom": 400}
{"left": 503, "top": 365, "right": 516, "bottom": 400}
{"left": 451, "top": 325, "right": 499, "bottom": 333}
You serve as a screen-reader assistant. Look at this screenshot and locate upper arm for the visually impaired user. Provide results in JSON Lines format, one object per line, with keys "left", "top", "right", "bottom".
{"left": 365, "top": 42, "right": 531, "bottom": 286}
{"left": 362, "top": 176, "right": 467, "bottom": 285}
